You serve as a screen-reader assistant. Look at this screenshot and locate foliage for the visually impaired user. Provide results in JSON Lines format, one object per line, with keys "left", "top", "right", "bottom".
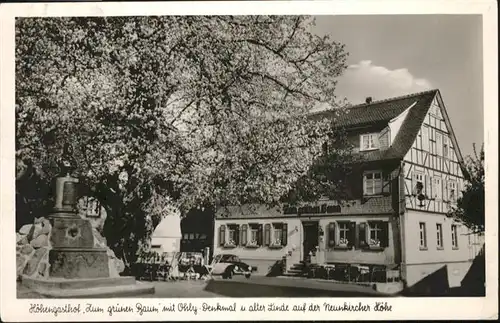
{"left": 16, "top": 16, "right": 351, "bottom": 265}
{"left": 449, "top": 143, "right": 485, "bottom": 232}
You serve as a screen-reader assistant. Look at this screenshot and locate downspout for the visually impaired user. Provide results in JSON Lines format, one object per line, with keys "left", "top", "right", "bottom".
{"left": 398, "top": 161, "right": 407, "bottom": 285}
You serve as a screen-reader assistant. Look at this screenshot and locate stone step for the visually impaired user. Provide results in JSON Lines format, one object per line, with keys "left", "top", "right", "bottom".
{"left": 35, "top": 282, "right": 155, "bottom": 298}
{"left": 283, "top": 272, "right": 308, "bottom": 278}
{"left": 21, "top": 275, "right": 137, "bottom": 290}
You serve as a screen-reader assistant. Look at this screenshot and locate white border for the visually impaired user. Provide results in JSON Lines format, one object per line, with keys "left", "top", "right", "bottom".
{"left": 0, "top": 1, "right": 498, "bottom": 321}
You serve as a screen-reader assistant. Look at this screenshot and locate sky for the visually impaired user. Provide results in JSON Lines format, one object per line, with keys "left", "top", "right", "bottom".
{"left": 311, "top": 15, "right": 484, "bottom": 158}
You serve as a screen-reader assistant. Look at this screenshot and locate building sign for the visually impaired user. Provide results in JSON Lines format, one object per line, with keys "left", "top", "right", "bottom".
{"left": 283, "top": 204, "right": 341, "bottom": 215}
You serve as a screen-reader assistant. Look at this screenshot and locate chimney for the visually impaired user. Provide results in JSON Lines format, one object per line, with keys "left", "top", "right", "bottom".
{"left": 365, "top": 97, "right": 373, "bottom": 104}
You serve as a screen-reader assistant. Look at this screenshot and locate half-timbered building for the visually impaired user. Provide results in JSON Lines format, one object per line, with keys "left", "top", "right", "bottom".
{"left": 212, "top": 89, "right": 484, "bottom": 289}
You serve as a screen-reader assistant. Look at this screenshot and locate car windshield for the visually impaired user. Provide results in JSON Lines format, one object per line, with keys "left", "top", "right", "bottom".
{"left": 219, "top": 254, "right": 240, "bottom": 263}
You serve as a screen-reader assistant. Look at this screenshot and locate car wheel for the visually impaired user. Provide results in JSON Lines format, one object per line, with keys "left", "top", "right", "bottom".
{"left": 227, "top": 269, "right": 233, "bottom": 279}
{"left": 245, "top": 273, "right": 251, "bottom": 279}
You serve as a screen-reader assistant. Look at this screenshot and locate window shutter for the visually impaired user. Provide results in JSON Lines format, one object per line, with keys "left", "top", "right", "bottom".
{"left": 257, "top": 224, "right": 263, "bottom": 246}
{"left": 241, "top": 224, "right": 248, "bottom": 246}
{"left": 328, "top": 222, "right": 336, "bottom": 247}
{"left": 219, "top": 225, "right": 226, "bottom": 246}
{"left": 354, "top": 223, "right": 360, "bottom": 248}
{"left": 264, "top": 223, "right": 271, "bottom": 246}
{"left": 234, "top": 225, "right": 240, "bottom": 246}
{"left": 380, "top": 221, "right": 389, "bottom": 247}
{"left": 281, "top": 223, "right": 288, "bottom": 246}
{"left": 411, "top": 172, "right": 417, "bottom": 195}
{"left": 359, "top": 222, "right": 367, "bottom": 248}
{"left": 383, "top": 173, "right": 390, "bottom": 194}
{"left": 348, "top": 222, "right": 356, "bottom": 247}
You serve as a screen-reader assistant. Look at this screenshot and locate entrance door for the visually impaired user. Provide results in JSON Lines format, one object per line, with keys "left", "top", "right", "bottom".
{"left": 302, "top": 221, "right": 319, "bottom": 263}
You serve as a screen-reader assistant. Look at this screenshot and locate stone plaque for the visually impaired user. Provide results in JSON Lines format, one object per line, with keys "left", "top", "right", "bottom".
{"left": 49, "top": 248, "right": 110, "bottom": 279}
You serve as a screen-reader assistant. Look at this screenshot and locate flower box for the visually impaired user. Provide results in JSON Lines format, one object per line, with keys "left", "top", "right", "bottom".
{"left": 245, "top": 241, "right": 260, "bottom": 249}
{"left": 366, "top": 239, "right": 384, "bottom": 251}
{"left": 223, "top": 240, "right": 237, "bottom": 248}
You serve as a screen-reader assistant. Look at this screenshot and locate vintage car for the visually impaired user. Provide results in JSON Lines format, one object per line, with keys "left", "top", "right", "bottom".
{"left": 209, "top": 254, "right": 252, "bottom": 279}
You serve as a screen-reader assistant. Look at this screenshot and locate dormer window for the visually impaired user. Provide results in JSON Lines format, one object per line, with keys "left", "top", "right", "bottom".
{"left": 360, "top": 133, "right": 379, "bottom": 151}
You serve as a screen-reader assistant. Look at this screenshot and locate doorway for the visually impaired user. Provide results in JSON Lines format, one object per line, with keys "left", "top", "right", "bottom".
{"left": 302, "top": 221, "right": 319, "bottom": 263}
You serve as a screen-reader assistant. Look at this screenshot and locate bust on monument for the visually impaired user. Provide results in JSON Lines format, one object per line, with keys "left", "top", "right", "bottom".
{"left": 57, "top": 143, "right": 77, "bottom": 177}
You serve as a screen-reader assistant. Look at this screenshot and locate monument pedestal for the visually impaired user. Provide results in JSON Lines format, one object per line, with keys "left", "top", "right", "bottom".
{"left": 20, "top": 170, "right": 155, "bottom": 298}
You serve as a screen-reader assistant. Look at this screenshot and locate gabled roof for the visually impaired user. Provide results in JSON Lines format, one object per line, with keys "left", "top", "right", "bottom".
{"left": 311, "top": 89, "right": 439, "bottom": 163}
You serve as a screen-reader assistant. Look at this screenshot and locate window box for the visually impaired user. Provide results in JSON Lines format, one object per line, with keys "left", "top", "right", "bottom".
{"left": 334, "top": 238, "right": 350, "bottom": 250}
{"left": 367, "top": 239, "right": 384, "bottom": 251}
{"left": 269, "top": 238, "right": 283, "bottom": 249}
{"left": 245, "top": 240, "right": 260, "bottom": 249}
{"left": 223, "top": 240, "right": 237, "bottom": 249}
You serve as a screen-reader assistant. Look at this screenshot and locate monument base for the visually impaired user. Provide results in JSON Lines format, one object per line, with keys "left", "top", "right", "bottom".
{"left": 21, "top": 275, "right": 155, "bottom": 298}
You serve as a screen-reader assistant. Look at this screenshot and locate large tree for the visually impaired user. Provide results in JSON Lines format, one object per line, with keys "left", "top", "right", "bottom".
{"left": 449, "top": 143, "right": 485, "bottom": 233}
{"left": 16, "top": 16, "right": 352, "bottom": 265}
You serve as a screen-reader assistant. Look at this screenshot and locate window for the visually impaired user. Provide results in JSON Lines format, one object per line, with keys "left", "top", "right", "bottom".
{"left": 443, "top": 136, "right": 449, "bottom": 158}
{"left": 451, "top": 225, "right": 458, "bottom": 249}
{"left": 272, "top": 224, "right": 282, "bottom": 245}
{"left": 419, "top": 222, "right": 427, "bottom": 249}
{"left": 360, "top": 133, "right": 379, "bottom": 151}
{"left": 338, "top": 222, "right": 350, "bottom": 246}
{"left": 364, "top": 221, "right": 389, "bottom": 248}
{"left": 228, "top": 227, "right": 236, "bottom": 245}
{"left": 436, "top": 224, "right": 443, "bottom": 249}
{"left": 436, "top": 132, "right": 443, "bottom": 155}
{"left": 270, "top": 223, "right": 287, "bottom": 246}
{"left": 413, "top": 172, "right": 425, "bottom": 195}
{"left": 249, "top": 225, "right": 259, "bottom": 245}
{"left": 225, "top": 224, "right": 239, "bottom": 246}
{"left": 364, "top": 171, "right": 383, "bottom": 195}
{"left": 432, "top": 177, "right": 442, "bottom": 200}
{"left": 448, "top": 180, "right": 457, "bottom": 202}
{"left": 422, "top": 126, "right": 430, "bottom": 151}
{"left": 369, "top": 222, "right": 382, "bottom": 241}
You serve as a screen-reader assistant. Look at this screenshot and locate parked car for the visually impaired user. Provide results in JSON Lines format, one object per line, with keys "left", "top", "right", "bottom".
{"left": 210, "top": 254, "right": 252, "bottom": 279}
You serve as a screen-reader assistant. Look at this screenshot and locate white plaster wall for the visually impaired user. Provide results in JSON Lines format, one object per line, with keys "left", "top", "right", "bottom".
{"left": 402, "top": 210, "right": 479, "bottom": 288}
{"left": 213, "top": 218, "right": 302, "bottom": 274}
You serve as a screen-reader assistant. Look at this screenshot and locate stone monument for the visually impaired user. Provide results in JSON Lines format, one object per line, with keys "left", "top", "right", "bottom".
{"left": 19, "top": 144, "right": 154, "bottom": 298}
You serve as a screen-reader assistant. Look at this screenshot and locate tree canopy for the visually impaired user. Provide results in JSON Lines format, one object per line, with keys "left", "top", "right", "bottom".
{"left": 449, "top": 143, "right": 485, "bottom": 233}
{"left": 16, "top": 16, "right": 352, "bottom": 263}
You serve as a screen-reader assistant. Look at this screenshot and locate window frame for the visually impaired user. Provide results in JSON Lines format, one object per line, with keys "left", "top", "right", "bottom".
{"left": 337, "top": 221, "right": 351, "bottom": 246}
{"left": 271, "top": 223, "right": 283, "bottom": 246}
{"left": 432, "top": 176, "right": 443, "bottom": 200}
{"left": 360, "top": 133, "right": 379, "bottom": 151}
{"left": 363, "top": 170, "right": 383, "bottom": 196}
{"left": 448, "top": 180, "right": 457, "bottom": 202}
{"left": 436, "top": 223, "right": 444, "bottom": 249}
{"left": 451, "top": 224, "right": 459, "bottom": 249}
{"left": 419, "top": 222, "right": 427, "bottom": 250}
